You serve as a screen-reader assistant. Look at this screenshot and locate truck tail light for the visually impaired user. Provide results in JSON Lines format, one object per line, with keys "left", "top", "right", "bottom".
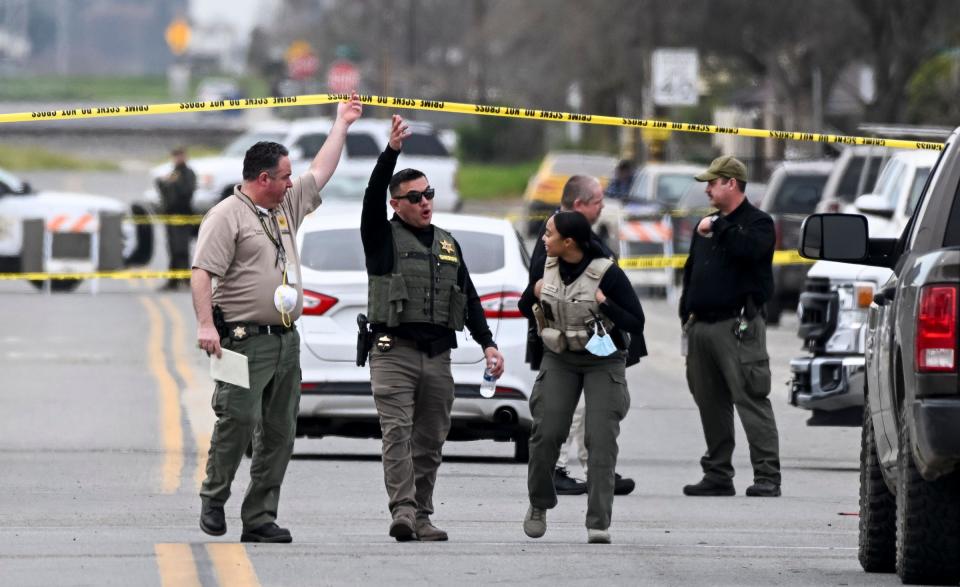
{"left": 302, "top": 289, "right": 338, "bottom": 316}
{"left": 916, "top": 285, "right": 957, "bottom": 372}
{"left": 480, "top": 291, "right": 524, "bottom": 319}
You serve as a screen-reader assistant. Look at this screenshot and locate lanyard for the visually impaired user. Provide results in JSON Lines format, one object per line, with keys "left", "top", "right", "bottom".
{"left": 237, "top": 192, "right": 287, "bottom": 270}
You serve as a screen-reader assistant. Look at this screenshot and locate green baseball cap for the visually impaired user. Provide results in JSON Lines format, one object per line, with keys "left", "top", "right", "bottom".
{"left": 695, "top": 155, "right": 747, "bottom": 182}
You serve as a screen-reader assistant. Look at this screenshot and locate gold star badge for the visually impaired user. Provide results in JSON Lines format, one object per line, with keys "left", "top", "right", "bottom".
{"left": 232, "top": 325, "right": 247, "bottom": 339}
{"left": 440, "top": 240, "right": 455, "bottom": 254}
{"left": 277, "top": 215, "right": 288, "bottom": 229}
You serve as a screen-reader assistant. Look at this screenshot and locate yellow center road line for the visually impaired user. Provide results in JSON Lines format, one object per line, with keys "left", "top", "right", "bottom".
{"left": 207, "top": 544, "right": 261, "bottom": 587}
{"left": 141, "top": 296, "right": 184, "bottom": 494}
{"left": 158, "top": 297, "right": 213, "bottom": 490}
{"left": 154, "top": 543, "right": 202, "bottom": 587}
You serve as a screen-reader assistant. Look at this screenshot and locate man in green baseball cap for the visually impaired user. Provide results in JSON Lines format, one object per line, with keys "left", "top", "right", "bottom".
{"left": 694, "top": 155, "right": 748, "bottom": 183}
{"left": 679, "top": 154, "right": 782, "bottom": 498}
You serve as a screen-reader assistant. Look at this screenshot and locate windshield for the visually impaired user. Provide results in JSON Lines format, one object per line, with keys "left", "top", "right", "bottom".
{"left": 223, "top": 132, "right": 287, "bottom": 156}
{"left": 769, "top": 175, "right": 828, "bottom": 213}
{"left": 905, "top": 167, "right": 932, "bottom": 217}
{"left": 320, "top": 176, "right": 367, "bottom": 202}
{"left": 301, "top": 227, "right": 507, "bottom": 273}
{"left": 403, "top": 133, "right": 449, "bottom": 157}
{"left": 655, "top": 174, "right": 697, "bottom": 206}
{"left": 0, "top": 168, "right": 27, "bottom": 194}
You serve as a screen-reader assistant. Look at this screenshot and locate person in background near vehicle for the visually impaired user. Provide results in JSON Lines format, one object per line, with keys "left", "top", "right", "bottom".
{"left": 191, "top": 94, "right": 363, "bottom": 543}
{"left": 157, "top": 147, "right": 196, "bottom": 291}
{"left": 527, "top": 176, "right": 637, "bottom": 497}
{"left": 680, "top": 155, "right": 781, "bottom": 498}
{"left": 362, "top": 114, "right": 505, "bottom": 542}
{"left": 604, "top": 159, "right": 635, "bottom": 200}
{"left": 519, "top": 211, "right": 646, "bottom": 544}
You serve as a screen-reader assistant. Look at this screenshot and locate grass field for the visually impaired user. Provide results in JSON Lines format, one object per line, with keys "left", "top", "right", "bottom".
{"left": 458, "top": 161, "right": 538, "bottom": 201}
{"left": 0, "top": 144, "right": 119, "bottom": 171}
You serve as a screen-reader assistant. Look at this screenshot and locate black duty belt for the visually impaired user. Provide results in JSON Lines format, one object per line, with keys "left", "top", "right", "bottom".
{"left": 224, "top": 322, "right": 295, "bottom": 341}
{"left": 693, "top": 309, "right": 741, "bottom": 323}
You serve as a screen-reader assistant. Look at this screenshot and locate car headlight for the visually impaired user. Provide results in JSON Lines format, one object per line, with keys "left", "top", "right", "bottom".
{"left": 836, "top": 281, "right": 875, "bottom": 330}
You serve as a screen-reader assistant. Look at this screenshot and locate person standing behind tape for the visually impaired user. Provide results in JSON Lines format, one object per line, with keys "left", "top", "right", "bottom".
{"left": 679, "top": 155, "right": 781, "bottom": 498}
{"left": 362, "top": 114, "right": 505, "bottom": 542}
{"left": 157, "top": 147, "right": 196, "bottom": 291}
{"left": 527, "top": 176, "right": 638, "bottom": 497}
{"left": 519, "top": 211, "right": 646, "bottom": 544}
{"left": 191, "top": 95, "right": 363, "bottom": 543}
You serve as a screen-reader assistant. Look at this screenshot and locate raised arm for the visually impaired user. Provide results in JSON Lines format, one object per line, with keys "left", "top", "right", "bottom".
{"left": 308, "top": 92, "right": 363, "bottom": 188}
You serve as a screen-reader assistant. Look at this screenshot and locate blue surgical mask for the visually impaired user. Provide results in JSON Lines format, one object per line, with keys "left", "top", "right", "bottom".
{"left": 585, "top": 320, "right": 617, "bottom": 356}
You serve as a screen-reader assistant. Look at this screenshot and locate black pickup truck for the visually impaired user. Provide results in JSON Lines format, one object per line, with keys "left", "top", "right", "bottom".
{"left": 799, "top": 129, "right": 960, "bottom": 585}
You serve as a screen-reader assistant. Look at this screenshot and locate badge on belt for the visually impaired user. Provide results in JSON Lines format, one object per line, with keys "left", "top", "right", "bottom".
{"left": 231, "top": 325, "right": 249, "bottom": 341}
{"left": 376, "top": 334, "right": 394, "bottom": 352}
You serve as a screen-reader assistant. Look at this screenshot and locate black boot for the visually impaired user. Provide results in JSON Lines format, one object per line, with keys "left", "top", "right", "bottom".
{"left": 554, "top": 467, "right": 587, "bottom": 495}
{"left": 199, "top": 504, "right": 226, "bottom": 536}
{"left": 682, "top": 478, "right": 735, "bottom": 496}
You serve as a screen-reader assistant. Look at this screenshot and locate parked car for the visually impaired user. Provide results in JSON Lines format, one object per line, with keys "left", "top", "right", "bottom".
{"left": 789, "top": 149, "right": 939, "bottom": 426}
{"left": 522, "top": 152, "right": 617, "bottom": 237}
{"left": 295, "top": 209, "right": 535, "bottom": 461}
{"left": 815, "top": 145, "right": 889, "bottom": 213}
{"left": 759, "top": 160, "right": 834, "bottom": 323}
{"left": 625, "top": 162, "right": 702, "bottom": 207}
{"left": 799, "top": 129, "right": 959, "bottom": 584}
{"left": 0, "top": 167, "right": 152, "bottom": 291}
{"left": 146, "top": 118, "right": 461, "bottom": 213}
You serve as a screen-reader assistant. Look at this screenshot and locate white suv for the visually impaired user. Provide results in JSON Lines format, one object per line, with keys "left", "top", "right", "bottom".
{"left": 146, "top": 117, "right": 461, "bottom": 213}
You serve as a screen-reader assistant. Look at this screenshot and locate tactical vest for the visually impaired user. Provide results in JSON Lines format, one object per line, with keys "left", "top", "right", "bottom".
{"left": 538, "top": 256, "right": 616, "bottom": 353}
{"left": 367, "top": 221, "right": 467, "bottom": 330}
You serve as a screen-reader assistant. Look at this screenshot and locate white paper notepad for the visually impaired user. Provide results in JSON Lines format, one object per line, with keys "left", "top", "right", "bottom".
{"left": 210, "top": 348, "right": 249, "bottom": 389}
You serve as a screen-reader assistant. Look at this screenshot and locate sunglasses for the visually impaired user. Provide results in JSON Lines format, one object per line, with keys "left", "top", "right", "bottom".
{"left": 395, "top": 188, "right": 435, "bottom": 204}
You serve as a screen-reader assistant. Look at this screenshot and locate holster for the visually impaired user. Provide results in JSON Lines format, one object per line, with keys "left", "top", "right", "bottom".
{"left": 356, "top": 313, "right": 373, "bottom": 367}
{"left": 212, "top": 305, "right": 228, "bottom": 340}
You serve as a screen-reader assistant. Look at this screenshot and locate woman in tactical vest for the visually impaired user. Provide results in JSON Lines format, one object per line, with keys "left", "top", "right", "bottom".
{"left": 518, "top": 211, "right": 646, "bottom": 544}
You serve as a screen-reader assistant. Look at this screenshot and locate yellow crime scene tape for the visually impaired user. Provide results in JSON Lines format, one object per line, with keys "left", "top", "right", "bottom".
{"left": 0, "top": 92, "right": 870, "bottom": 282}
{"left": 0, "top": 252, "right": 811, "bottom": 281}
{"left": 0, "top": 92, "right": 946, "bottom": 151}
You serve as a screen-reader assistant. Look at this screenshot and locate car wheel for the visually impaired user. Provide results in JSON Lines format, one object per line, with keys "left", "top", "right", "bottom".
{"left": 895, "top": 403, "right": 960, "bottom": 584}
{"left": 858, "top": 398, "right": 896, "bottom": 573}
{"left": 29, "top": 278, "right": 82, "bottom": 292}
{"left": 514, "top": 430, "right": 530, "bottom": 463}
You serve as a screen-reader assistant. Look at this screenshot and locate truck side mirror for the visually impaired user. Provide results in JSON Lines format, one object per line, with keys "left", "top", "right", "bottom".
{"left": 800, "top": 213, "right": 869, "bottom": 262}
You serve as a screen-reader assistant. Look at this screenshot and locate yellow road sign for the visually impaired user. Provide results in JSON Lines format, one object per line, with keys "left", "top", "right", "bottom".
{"left": 165, "top": 18, "right": 191, "bottom": 56}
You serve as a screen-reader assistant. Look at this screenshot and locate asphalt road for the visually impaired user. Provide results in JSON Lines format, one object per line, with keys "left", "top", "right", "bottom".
{"left": 0, "top": 170, "right": 898, "bottom": 586}
{"left": 0, "top": 276, "right": 899, "bottom": 586}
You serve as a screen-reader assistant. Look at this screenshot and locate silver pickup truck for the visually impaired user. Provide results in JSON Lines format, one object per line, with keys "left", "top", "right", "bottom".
{"left": 799, "top": 128, "right": 960, "bottom": 584}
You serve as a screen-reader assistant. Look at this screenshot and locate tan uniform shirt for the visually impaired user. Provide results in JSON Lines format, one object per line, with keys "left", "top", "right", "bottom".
{"left": 193, "top": 173, "right": 320, "bottom": 324}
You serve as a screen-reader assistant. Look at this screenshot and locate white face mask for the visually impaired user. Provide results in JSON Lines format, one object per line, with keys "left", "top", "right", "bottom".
{"left": 274, "top": 284, "right": 297, "bottom": 314}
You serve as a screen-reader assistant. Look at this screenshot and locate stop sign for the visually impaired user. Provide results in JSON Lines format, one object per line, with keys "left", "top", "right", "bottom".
{"left": 288, "top": 54, "right": 319, "bottom": 81}
{"left": 327, "top": 60, "right": 360, "bottom": 93}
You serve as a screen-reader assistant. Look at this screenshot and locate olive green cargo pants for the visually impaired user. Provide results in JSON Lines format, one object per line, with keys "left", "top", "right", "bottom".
{"left": 685, "top": 315, "right": 781, "bottom": 486}
{"left": 527, "top": 349, "right": 630, "bottom": 530}
{"left": 200, "top": 329, "right": 301, "bottom": 531}
{"left": 370, "top": 340, "right": 455, "bottom": 520}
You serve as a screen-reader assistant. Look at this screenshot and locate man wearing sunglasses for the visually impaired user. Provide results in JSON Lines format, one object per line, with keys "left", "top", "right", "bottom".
{"left": 361, "top": 114, "right": 505, "bottom": 542}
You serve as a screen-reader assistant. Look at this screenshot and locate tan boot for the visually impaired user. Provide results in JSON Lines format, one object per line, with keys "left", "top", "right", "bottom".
{"left": 415, "top": 517, "right": 449, "bottom": 542}
{"left": 389, "top": 511, "right": 417, "bottom": 542}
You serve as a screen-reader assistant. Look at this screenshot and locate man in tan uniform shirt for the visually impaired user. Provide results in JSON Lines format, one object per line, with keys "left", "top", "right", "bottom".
{"left": 191, "top": 95, "right": 362, "bottom": 543}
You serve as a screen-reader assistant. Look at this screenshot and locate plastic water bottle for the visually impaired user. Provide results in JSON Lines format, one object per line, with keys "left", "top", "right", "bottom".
{"left": 479, "top": 360, "right": 498, "bottom": 398}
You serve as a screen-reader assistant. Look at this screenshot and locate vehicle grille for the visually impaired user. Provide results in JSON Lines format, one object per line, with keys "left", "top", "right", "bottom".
{"left": 798, "top": 277, "right": 838, "bottom": 352}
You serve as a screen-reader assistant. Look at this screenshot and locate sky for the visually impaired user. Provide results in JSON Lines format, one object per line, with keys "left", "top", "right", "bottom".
{"left": 189, "top": 0, "right": 277, "bottom": 38}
